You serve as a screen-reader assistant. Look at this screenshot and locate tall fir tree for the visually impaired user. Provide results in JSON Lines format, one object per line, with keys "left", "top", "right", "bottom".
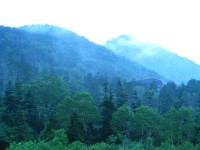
{"left": 131, "top": 90, "right": 141, "bottom": 112}
{"left": 3, "top": 79, "right": 33, "bottom": 142}
{"left": 115, "top": 79, "right": 128, "bottom": 107}
{"left": 68, "top": 112, "right": 84, "bottom": 143}
{"left": 100, "top": 80, "right": 116, "bottom": 141}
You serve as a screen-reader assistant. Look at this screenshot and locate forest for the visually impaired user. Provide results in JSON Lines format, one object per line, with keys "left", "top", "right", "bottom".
{"left": 1, "top": 25, "right": 200, "bottom": 150}
{"left": 1, "top": 71, "right": 200, "bottom": 150}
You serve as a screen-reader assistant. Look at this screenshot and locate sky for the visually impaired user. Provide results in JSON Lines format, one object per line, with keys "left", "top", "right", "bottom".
{"left": 0, "top": 0, "right": 200, "bottom": 64}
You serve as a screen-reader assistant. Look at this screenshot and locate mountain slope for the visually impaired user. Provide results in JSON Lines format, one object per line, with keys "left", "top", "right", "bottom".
{"left": 0, "top": 25, "right": 165, "bottom": 92}
{"left": 104, "top": 35, "right": 200, "bottom": 83}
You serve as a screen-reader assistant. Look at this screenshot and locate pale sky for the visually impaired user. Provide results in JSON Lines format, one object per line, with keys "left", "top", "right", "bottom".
{"left": 0, "top": 0, "right": 200, "bottom": 64}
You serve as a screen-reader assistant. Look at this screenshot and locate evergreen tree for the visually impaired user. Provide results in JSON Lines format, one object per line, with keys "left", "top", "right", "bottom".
{"left": 131, "top": 90, "right": 141, "bottom": 112}
{"left": 100, "top": 80, "right": 116, "bottom": 141}
{"left": 2, "top": 79, "right": 33, "bottom": 142}
{"left": 12, "top": 78, "right": 24, "bottom": 110}
{"left": 10, "top": 109, "right": 33, "bottom": 142}
{"left": 115, "top": 79, "right": 128, "bottom": 107}
{"left": 24, "top": 89, "right": 42, "bottom": 133}
{"left": 3, "top": 81, "right": 14, "bottom": 112}
{"left": 144, "top": 89, "right": 154, "bottom": 107}
{"left": 68, "top": 112, "right": 84, "bottom": 143}
{"left": 40, "top": 115, "right": 59, "bottom": 141}
{"left": 158, "top": 82, "right": 177, "bottom": 114}
{"left": 174, "top": 83, "right": 187, "bottom": 109}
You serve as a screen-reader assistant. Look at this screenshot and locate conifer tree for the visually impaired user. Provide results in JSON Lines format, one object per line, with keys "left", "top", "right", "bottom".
{"left": 115, "top": 79, "right": 128, "bottom": 107}
{"left": 100, "top": 80, "right": 116, "bottom": 141}
{"left": 68, "top": 112, "right": 84, "bottom": 143}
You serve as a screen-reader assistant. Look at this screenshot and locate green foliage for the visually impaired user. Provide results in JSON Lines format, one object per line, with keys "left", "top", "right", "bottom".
{"left": 89, "top": 142, "right": 120, "bottom": 150}
{"left": 178, "top": 141, "right": 197, "bottom": 150}
{"left": 7, "top": 129, "right": 68, "bottom": 150}
{"left": 56, "top": 97, "right": 74, "bottom": 129}
{"left": 161, "top": 107, "right": 181, "bottom": 145}
{"left": 3, "top": 25, "right": 200, "bottom": 150}
{"left": 111, "top": 105, "right": 134, "bottom": 147}
{"left": 73, "top": 92, "right": 99, "bottom": 124}
{"left": 68, "top": 141, "right": 88, "bottom": 150}
{"left": 115, "top": 80, "right": 128, "bottom": 107}
{"left": 155, "top": 142, "right": 177, "bottom": 150}
{"left": 100, "top": 81, "right": 116, "bottom": 141}
{"left": 40, "top": 115, "right": 59, "bottom": 141}
{"left": 133, "top": 106, "right": 161, "bottom": 141}
{"left": 68, "top": 113, "right": 84, "bottom": 142}
{"left": 7, "top": 141, "right": 41, "bottom": 150}
{"left": 49, "top": 129, "right": 68, "bottom": 149}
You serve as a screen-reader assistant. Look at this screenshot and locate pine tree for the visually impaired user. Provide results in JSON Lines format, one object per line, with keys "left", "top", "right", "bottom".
{"left": 10, "top": 109, "right": 33, "bottom": 142}
{"left": 40, "top": 115, "right": 59, "bottom": 141}
{"left": 131, "top": 90, "right": 141, "bottom": 112}
{"left": 12, "top": 78, "right": 24, "bottom": 110}
{"left": 3, "top": 79, "right": 33, "bottom": 142}
{"left": 3, "top": 81, "right": 14, "bottom": 112}
{"left": 100, "top": 81, "right": 116, "bottom": 141}
{"left": 24, "top": 90, "right": 42, "bottom": 133}
{"left": 115, "top": 79, "right": 128, "bottom": 107}
{"left": 68, "top": 112, "right": 84, "bottom": 143}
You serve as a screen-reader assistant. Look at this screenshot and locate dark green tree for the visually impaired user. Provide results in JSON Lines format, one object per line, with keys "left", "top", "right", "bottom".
{"left": 100, "top": 80, "right": 116, "bottom": 141}
{"left": 9, "top": 109, "right": 33, "bottom": 142}
{"left": 131, "top": 90, "right": 141, "bottom": 112}
{"left": 133, "top": 106, "right": 161, "bottom": 142}
{"left": 3, "top": 81, "right": 14, "bottom": 112}
{"left": 2, "top": 79, "right": 33, "bottom": 142}
{"left": 174, "top": 83, "right": 187, "bottom": 109}
{"left": 158, "top": 82, "right": 177, "bottom": 114}
{"left": 40, "top": 115, "right": 60, "bottom": 141}
{"left": 111, "top": 105, "right": 134, "bottom": 148}
{"left": 68, "top": 112, "right": 84, "bottom": 143}
{"left": 115, "top": 79, "right": 128, "bottom": 107}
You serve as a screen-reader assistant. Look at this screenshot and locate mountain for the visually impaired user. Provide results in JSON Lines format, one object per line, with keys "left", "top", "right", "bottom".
{"left": 104, "top": 35, "right": 200, "bottom": 83}
{"left": 0, "top": 25, "right": 165, "bottom": 93}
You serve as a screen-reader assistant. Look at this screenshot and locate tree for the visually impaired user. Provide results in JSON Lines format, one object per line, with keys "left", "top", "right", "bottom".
{"left": 3, "top": 81, "right": 14, "bottom": 112}
{"left": 162, "top": 107, "right": 181, "bottom": 145}
{"left": 30, "top": 75, "right": 68, "bottom": 120}
{"left": 100, "top": 80, "right": 116, "bottom": 141}
{"left": 68, "top": 112, "right": 84, "bottom": 143}
{"left": 133, "top": 106, "right": 161, "bottom": 142}
{"left": 158, "top": 82, "right": 177, "bottom": 114}
{"left": 9, "top": 109, "right": 33, "bottom": 142}
{"left": 40, "top": 115, "right": 60, "bottom": 141}
{"left": 115, "top": 79, "right": 128, "bottom": 107}
{"left": 174, "top": 83, "right": 187, "bottom": 109}
{"left": 144, "top": 89, "right": 155, "bottom": 107}
{"left": 2, "top": 79, "right": 33, "bottom": 142}
{"left": 56, "top": 97, "right": 75, "bottom": 130}
{"left": 24, "top": 89, "right": 42, "bottom": 133}
{"left": 130, "top": 90, "right": 141, "bottom": 112}
{"left": 179, "top": 107, "right": 195, "bottom": 142}
{"left": 111, "top": 105, "right": 134, "bottom": 148}
{"left": 73, "top": 93, "right": 100, "bottom": 127}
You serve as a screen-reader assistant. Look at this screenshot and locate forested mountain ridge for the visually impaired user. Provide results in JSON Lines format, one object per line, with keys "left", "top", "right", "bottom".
{"left": 1, "top": 25, "right": 200, "bottom": 150}
{"left": 104, "top": 35, "right": 200, "bottom": 83}
{"left": 0, "top": 25, "right": 166, "bottom": 93}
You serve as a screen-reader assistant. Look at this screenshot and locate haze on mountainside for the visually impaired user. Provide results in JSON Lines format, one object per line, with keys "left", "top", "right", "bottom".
{"left": 2, "top": 0, "right": 200, "bottom": 149}
{"left": 104, "top": 35, "right": 200, "bottom": 83}
{"left": 0, "top": 0, "right": 200, "bottom": 65}
{"left": 2, "top": 24, "right": 200, "bottom": 150}
{"left": 0, "top": 24, "right": 165, "bottom": 93}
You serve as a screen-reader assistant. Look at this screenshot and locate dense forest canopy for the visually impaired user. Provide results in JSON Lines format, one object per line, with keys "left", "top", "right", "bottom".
{"left": 1, "top": 25, "right": 200, "bottom": 150}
